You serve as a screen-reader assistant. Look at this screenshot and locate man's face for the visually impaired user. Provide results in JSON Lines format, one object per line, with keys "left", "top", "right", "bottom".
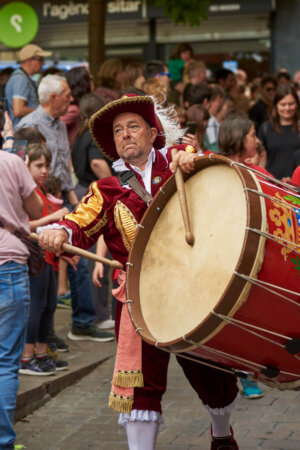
{"left": 113, "top": 112, "right": 157, "bottom": 168}
{"left": 157, "top": 66, "right": 170, "bottom": 89}
{"left": 261, "top": 82, "right": 276, "bottom": 103}
{"left": 210, "top": 95, "right": 224, "bottom": 116}
{"left": 51, "top": 81, "right": 73, "bottom": 117}
{"left": 29, "top": 56, "right": 45, "bottom": 75}
{"left": 225, "top": 73, "right": 236, "bottom": 93}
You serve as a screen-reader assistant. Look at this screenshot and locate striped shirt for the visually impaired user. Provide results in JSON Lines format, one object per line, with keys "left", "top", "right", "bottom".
{"left": 16, "top": 105, "right": 74, "bottom": 191}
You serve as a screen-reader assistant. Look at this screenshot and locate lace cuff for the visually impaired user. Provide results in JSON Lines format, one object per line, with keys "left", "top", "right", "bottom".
{"left": 118, "top": 409, "right": 163, "bottom": 426}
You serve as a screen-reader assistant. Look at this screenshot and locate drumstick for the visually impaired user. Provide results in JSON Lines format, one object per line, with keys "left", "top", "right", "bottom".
{"left": 30, "top": 232, "right": 123, "bottom": 269}
{"left": 171, "top": 149, "right": 194, "bottom": 246}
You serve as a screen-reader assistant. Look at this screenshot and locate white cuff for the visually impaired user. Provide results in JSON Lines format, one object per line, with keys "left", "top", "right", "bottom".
{"left": 36, "top": 224, "right": 73, "bottom": 244}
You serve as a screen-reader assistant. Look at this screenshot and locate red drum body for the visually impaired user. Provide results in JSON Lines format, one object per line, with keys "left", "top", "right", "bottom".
{"left": 127, "top": 155, "right": 300, "bottom": 389}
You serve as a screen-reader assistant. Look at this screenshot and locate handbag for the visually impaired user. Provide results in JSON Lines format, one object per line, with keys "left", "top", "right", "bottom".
{"left": 0, "top": 220, "right": 45, "bottom": 277}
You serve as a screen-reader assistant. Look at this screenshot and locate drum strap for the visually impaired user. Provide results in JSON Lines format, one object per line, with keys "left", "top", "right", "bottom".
{"left": 118, "top": 170, "right": 153, "bottom": 205}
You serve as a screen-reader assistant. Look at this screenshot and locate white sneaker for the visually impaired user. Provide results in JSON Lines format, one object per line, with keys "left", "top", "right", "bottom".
{"left": 95, "top": 319, "right": 115, "bottom": 330}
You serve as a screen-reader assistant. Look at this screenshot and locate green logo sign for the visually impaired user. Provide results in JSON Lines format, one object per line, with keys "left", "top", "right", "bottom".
{"left": 0, "top": 2, "right": 39, "bottom": 48}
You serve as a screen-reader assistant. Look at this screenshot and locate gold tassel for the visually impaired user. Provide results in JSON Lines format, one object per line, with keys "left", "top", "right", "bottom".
{"left": 108, "top": 393, "right": 133, "bottom": 413}
{"left": 112, "top": 370, "right": 144, "bottom": 388}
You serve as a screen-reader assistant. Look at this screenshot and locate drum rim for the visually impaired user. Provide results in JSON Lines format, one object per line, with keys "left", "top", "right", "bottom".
{"left": 126, "top": 154, "right": 265, "bottom": 351}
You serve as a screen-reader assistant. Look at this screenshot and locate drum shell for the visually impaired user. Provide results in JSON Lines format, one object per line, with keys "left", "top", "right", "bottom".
{"left": 127, "top": 155, "right": 300, "bottom": 388}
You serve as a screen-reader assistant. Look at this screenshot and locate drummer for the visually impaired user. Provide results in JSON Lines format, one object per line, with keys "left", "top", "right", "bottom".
{"left": 38, "top": 94, "right": 239, "bottom": 450}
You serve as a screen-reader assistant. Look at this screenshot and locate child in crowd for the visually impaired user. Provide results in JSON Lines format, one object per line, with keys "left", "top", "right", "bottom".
{"left": 19, "top": 144, "right": 70, "bottom": 376}
{"left": 45, "top": 175, "right": 72, "bottom": 310}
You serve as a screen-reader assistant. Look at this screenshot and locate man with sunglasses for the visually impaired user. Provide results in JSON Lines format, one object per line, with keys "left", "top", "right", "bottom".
{"left": 143, "top": 59, "right": 171, "bottom": 90}
{"left": 249, "top": 74, "right": 277, "bottom": 134}
{"left": 5, "top": 44, "right": 52, "bottom": 128}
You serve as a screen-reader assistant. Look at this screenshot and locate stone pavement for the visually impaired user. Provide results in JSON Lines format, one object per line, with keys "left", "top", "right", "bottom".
{"left": 14, "top": 309, "right": 300, "bottom": 449}
{"left": 14, "top": 362, "right": 300, "bottom": 449}
{"left": 15, "top": 309, "right": 115, "bottom": 421}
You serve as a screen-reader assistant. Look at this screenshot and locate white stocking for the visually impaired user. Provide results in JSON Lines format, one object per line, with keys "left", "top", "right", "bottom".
{"left": 210, "top": 410, "right": 231, "bottom": 438}
{"left": 126, "top": 420, "right": 159, "bottom": 450}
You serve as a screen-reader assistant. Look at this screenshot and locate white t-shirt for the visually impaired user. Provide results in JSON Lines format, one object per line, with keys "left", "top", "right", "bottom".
{"left": 0, "top": 150, "right": 36, "bottom": 265}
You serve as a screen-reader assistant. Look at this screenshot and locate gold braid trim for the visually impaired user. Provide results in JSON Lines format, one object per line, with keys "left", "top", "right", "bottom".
{"left": 109, "top": 392, "right": 134, "bottom": 413}
{"left": 65, "top": 182, "right": 104, "bottom": 229}
{"left": 114, "top": 200, "right": 138, "bottom": 251}
{"left": 112, "top": 370, "right": 144, "bottom": 388}
{"left": 84, "top": 211, "right": 108, "bottom": 237}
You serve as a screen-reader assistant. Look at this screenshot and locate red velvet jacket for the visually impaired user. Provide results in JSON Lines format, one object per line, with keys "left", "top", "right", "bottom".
{"left": 61, "top": 147, "right": 184, "bottom": 267}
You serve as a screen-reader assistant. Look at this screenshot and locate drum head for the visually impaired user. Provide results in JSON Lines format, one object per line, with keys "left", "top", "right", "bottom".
{"left": 133, "top": 163, "right": 247, "bottom": 344}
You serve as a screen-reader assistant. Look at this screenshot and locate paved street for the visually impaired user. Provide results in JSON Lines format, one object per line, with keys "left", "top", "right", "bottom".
{"left": 15, "top": 348, "right": 300, "bottom": 450}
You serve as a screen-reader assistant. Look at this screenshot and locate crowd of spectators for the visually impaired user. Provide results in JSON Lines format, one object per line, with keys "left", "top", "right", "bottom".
{"left": 1, "top": 41, "right": 300, "bottom": 448}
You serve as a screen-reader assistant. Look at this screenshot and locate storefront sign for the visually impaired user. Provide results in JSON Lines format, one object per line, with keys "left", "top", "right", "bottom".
{"left": 42, "top": 2, "right": 88, "bottom": 20}
{"left": 38, "top": 0, "right": 144, "bottom": 23}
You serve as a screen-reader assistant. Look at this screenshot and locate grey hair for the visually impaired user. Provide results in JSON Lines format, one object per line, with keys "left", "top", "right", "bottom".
{"left": 38, "top": 75, "right": 66, "bottom": 104}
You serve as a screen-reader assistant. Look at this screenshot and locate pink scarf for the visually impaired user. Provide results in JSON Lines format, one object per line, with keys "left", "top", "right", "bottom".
{"left": 108, "top": 270, "right": 144, "bottom": 413}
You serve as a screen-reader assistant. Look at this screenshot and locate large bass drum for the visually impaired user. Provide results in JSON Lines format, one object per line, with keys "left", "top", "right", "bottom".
{"left": 126, "top": 155, "right": 300, "bottom": 389}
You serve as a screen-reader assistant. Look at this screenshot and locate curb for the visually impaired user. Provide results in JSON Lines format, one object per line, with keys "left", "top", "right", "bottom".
{"left": 15, "top": 344, "right": 115, "bottom": 421}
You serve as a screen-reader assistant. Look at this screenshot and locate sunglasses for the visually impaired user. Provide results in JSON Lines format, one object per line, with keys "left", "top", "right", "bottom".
{"left": 265, "top": 87, "right": 275, "bottom": 92}
{"left": 32, "top": 57, "right": 44, "bottom": 63}
{"left": 158, "top": 72, "right": 171, "bottom": 78}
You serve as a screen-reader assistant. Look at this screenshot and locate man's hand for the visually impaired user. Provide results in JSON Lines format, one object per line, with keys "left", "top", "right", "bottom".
{"left": 92, "top": 262, "right": 104, "bottom": 288}
{"left": 170, "top": 151, "right": 197, "bottom": 174}
{"left": 1, "top": 112, "right": 14, "bottom": 149}
{"left": 39, "top": 228, "right": 69, "bottom": 255}
{"left": 61, "top": 255, "right": 79, "bottom": 270}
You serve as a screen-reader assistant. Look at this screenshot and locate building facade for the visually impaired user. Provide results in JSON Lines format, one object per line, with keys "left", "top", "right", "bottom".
{"left": 0, "top": 0, "right": 298, "bottom": 78}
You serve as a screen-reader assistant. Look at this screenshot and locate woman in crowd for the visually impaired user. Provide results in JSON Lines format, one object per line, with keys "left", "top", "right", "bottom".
{"left": 72, "top": 92, "right": 115, "bottom": 331}
{"left": 218, "top": 111, "right": 274, "bottom": 399}
{"left": 60, "top": 66, "right": 92, "bottom": 146}
{"left": 123, "top": 61, "right": 144, "bottom": 90}
{"left": 258, "top": 84, "right": 300, "bottom": 180}
{"left": 72, "top": 93, "right": 111, "bottom": 199}
{"left": 95, "top": 58, "right": 125, "bottom": 104}
{"left": 168, "top": 42, "right": 194, "bottom": 83}
{"left": 141, "top": 78, "right": 168, "bottom": 106}
{"left": 181, "top": 104, "right": 210, "bottom": 153}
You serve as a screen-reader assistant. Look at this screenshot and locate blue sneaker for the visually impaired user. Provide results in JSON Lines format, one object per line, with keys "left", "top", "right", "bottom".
{"left": 57, "top": 291, "right": 71, "bottom": 309}
{"left": 240, "top": 378, "right": 263, "bottom": 399}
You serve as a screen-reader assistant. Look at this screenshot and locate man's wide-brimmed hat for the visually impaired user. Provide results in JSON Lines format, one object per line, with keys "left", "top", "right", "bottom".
{"left": 89, "top": 94, "right": 165, "bottom": 161}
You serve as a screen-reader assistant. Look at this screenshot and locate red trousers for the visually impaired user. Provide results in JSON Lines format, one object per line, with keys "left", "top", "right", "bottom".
{"left": 115, "top": 301, "right": 239, "bottom": 414}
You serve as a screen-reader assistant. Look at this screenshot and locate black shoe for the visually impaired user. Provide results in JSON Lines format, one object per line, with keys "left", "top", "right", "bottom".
{"left": 67, "top": 325, "right": 114, "bottom": 342}
{"left": 19, "top": 356, "right": 56, "bottom": 376}
{"left": 55, "top": 359, "right": 69, "bottom": 371}
{"left": 48, "top": 334, "right": 69, "bottom": 352}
